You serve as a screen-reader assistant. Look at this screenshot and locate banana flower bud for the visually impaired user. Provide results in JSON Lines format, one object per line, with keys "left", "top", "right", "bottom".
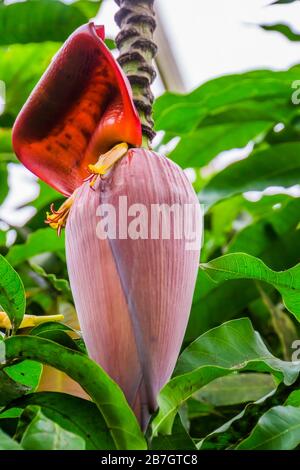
{"left": 12, "top": 22, "right": 202, "bottom": 429}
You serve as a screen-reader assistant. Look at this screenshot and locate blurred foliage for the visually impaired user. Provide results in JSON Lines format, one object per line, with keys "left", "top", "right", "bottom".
{"left": 271, "top": 0, "right": 298, "bottom": 4}
{"left": 260, "top": 23, "right": 300, "bottom": 41}
{"left": 0, "top": 0, "right": 102, "bottom": 45}
{"left": 1, "top": 0, "right": 300, "bottom": 451}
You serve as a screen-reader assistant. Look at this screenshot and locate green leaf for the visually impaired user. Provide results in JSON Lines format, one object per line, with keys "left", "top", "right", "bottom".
{"left": 200, "top": 143, "right": 300, "bottom": 208}
{"left": 152, "top": 318, "right": 300, "bottom": 435}
{"left": 17, "top": 405, "right": 85, "bottom": 450}
{"left": 0, "top": 128, "right": 13, "bottom": 153}
{"left": 201, "top": 98, "right": 296, "bottom": 126}
{"left": 186, "top": 270, "right": 260, "bottom": 340}
{"left": 34, "top": 329, "right": 80, "bottom": 351}
{"left": 188, "top": 197, "right": 300, "bottom": 340}
{"left": 5, "top": 360, "right": 43, "bottom": 391}
{"left": 285, "top": 390, "right": 300, "bottom": 407}
{"left": 29, "top": 321, "right": 75, "bottom": 336}
{"left": 0, "top": 42, "right": 60, "bottom": 125}
{"left": 210, "top": 195, "right": 244, "bottom": 239}
{"left": 198, "top": 382, "right": 278, "bottom": 449}
{"left": 228, "top": 197, "right": 300, "bottom": 258}
{"left": 32, "top": 180, "right": 62, "bottom": 211}
{"left": 30, "top": 321, "right": 80, "bottom": 351}
{"left": 0, "top": 129, "right": 16, "bottom": 168}
{"left": 0, "top": 0, "right": 102, "bottom": 45}
{"left": 200, "top": 252, "right": 300, "bottom": 321}
{"left": 0, "top": 254, "right": 25, "bottom": 330}
{"left": 195, "top": 373, "right": 276, "bottom": 407}
{"left": 0, "top": 408, "right": 23, "bottom": 419}
{"left": 192, "top": 214, "right": 300, "bottom": 339}
{"left": 0, "top": 230, "right": 6, "bottom": 248}
{"left": 104, "top": 38, "right": 116, "bottom": 50}
{"left": 0, "top": 163, "right": 8, "bottom": 205}
{"left": 0, "top": 370, "right": 30, "bottom": 406}
{"left": 0, "top": 360, "right": 42, "bottom": 406}
{"left": 70, "top": 0, "right": 102, "bottom": 19}
{"left": 25, "top": 182, "right": 64, "bottom": 232}
{"left": 237, "top": 406, "right": 300, "bottom": 450}
{"left": 6, "top": 228, "right": 65, "bottom": 267}
{"left": 151, "top": 415, "right": 196, "bottom": 450}
{"left": 154, "top": 68, "right": 300, "bottom": 133}
{"left": 0, "top": 429, "right": 23, "bottom": 450}
{"left": 169, "top": 121, "right": 270, "bottom": 168}
{"left": 271, "top": 0, "right": 298, "bottom": 4}
{"left": 203, "top": 195, "right": 295, "bottom": 260}
{"left": 29, "top": 263, "right": 72, "bottom": 298}
{"left": 5, "top": 335, "right": 146, "bottom": 450}
{"left": 261, "top": 23, "right": 300, "bottom": 41}
{"left": 9, "top": 392, "right": 115, "bottom": 450}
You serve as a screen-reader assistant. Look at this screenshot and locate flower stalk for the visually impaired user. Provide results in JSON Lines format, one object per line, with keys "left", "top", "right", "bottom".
{"left": 115, "top": 0, "right": 157, "bottom": 144}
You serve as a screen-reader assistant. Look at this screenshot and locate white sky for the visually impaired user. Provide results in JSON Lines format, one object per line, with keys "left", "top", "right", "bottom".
{"left": 100, "top": 0, "right": 300, "bottom": 91}
{"left": 2, "top": 0, "right": 300, "bottom": 225}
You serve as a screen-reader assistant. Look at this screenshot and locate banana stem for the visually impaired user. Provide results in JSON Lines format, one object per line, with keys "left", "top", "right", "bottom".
{"left": 114, "top": 0, "right": 157, "bottom": 144}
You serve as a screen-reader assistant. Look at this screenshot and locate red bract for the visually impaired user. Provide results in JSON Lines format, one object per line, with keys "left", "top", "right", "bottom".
{"left": 12, "top": 23, "right": 142, "bottom": 196}
{"left": 66, "top": 148, "right": 201, "bottom": 429}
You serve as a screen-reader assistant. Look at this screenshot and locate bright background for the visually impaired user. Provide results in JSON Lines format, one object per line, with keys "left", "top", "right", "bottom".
{"left": 101, "top": 0, "right": 300, "bottom": 90}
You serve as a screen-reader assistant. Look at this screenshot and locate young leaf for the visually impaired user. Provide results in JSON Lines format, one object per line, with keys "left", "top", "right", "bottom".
{"left": 200, "top": 252, "right": 300, "bottom": 321}
{"left": 0, "top": 254, "right": 25, "bottom": 331}
{"left": 237, "top": 406, "right": 300, "bottom": 450}
{"left": 4, "top": 335, "right": 146, "bottom": 450}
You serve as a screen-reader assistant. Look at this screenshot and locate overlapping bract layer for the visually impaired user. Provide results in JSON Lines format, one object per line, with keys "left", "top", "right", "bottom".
{"left": 66, "top": 149, "right": 201, "bottom": 428}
